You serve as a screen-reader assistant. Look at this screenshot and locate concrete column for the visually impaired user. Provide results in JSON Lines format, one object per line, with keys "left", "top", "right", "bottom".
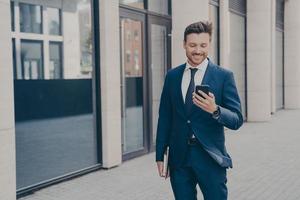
{"left": 0, "top": 0, "right": 17, "bottom": 199}
{"left": 98, "top": 0, "right": 122, "bottom": 168}
{"left": 172, "top": 0, "right": 209, "bottom": 67}
{"left": 247, "top": 0, "right": 272, "bottom": 121}
{"left": 219, "top": 0, "right": 230, "bottom": 68}
{"left": 284, "top": 0, "right": 300, "bottom": 109}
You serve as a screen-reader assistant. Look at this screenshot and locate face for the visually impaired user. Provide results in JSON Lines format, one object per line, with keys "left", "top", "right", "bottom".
{"left": 183, "top": 33, "right": 211, "bottom": 67}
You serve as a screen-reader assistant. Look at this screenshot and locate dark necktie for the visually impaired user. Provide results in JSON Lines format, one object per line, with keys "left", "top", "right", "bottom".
{"left": 184, "top": 68, "right": 198, "bottom": 115}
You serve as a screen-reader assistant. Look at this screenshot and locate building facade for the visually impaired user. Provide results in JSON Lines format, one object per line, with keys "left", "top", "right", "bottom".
{"left": 1, "top": 0, "right": 300, "bottom": 199}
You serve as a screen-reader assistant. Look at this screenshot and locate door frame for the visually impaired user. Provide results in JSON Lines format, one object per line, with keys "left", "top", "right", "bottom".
{"left": 119, "top": 8, "right": 172, "bottom": 159}
{"left": 147, "top": 15, "right": 172, "bottom": 152}
{"left": 119, "top": 8, "right": 149, "bottom": 160}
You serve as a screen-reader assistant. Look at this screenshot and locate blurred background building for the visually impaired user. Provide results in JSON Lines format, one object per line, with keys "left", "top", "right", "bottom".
{"left": 1, "top": 0, "right": 300, "bottom": 199}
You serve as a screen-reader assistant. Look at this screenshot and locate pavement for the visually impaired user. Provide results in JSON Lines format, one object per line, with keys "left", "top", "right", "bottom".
{"left": 20, "top": 109, "right": 300, "bottom": 200}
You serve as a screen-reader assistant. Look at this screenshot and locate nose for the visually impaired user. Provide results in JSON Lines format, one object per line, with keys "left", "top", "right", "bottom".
{"left": 196, "top": 44, "right": 204, "bottom": 51}
{"left": 194, "top": 46, "right": 203, "bottom": 53}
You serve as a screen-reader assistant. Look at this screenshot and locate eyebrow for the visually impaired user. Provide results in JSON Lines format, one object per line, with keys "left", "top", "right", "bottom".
{"left": 188, "top": 42, "right": 208, "bottom": 45}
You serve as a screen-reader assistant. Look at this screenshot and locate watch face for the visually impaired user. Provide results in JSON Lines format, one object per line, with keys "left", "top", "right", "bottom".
{"left": 213, "top": 106, "right": 220, "bottom": 117}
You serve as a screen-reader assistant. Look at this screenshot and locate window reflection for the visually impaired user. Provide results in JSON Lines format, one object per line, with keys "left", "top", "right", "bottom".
{"left": 19, "top": 3, "right": 42, "bottom": 34}
{"left": 13, "top": 1, "right": 93, "bottom": 80}
{"left": 120, "top": 17, "right": 144, "bottom": 154}
{"left": 148, "top": 0, "right": 169, "bottom": 15}
{"left": 49, "top": 42, "right": 62, "bottom": 79}
{"left": 21, "top": 40, "right": 43, "bottom": 79}
{"left": 209, "top": 4, "right": 219, "bottom": 64}
{"left": 119, "top": 0, "right": 144, "bottom": 9}
{"left": 48, "top": 7, "right": 61, "bottom": 35}
{"left": 275, "top": 30, "right": 284, "bottom": 109}
{"left": 13, "top": 0, "right": 97, "bottom": 190}
{"left": 123, "top": 19, "right": 143, "bottom": 77}
{"left": 11, "top": 1, "right": 14, "bottom": 31}
{"left": 78, "top": 0, "right": 93, "bottom": 78}
{"left": 229, "top": 12, "right": 246, "bottom": 118}
{"left": 150, "top": 24, "right": 167, "bottom": 144}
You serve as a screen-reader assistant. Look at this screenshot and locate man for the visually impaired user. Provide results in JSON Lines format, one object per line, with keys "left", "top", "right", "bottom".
{"left": 155, "top": 21, "right": 243, "bottom": 200}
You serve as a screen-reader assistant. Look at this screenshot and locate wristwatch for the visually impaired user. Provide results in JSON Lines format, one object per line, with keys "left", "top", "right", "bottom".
{"left": 212, "top": 106, "right": 220, "bottom": 119}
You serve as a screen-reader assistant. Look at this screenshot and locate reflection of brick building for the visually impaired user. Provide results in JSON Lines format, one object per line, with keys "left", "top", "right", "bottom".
{"left": 120, "top": 0, "right": 143, "bottom": 9}
{"left": 123, "top": 19, "right": 143, "bottom": 77}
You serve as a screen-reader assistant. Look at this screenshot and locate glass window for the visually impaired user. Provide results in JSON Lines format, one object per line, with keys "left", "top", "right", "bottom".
{"left": 126, "top": 30, "right": 131, "bottom": 40}
{"left": 134, "top": 30, "right": 139, "bottom": 40}
{"left": 48, "top": 7, "right": 61, "bottom": 35}
{"left": 209, "top": 4, "right": 219, "bottom": 64}
{"left": 229, "top": 12, "right": 246, "bottom": 118}
{"left": 276, "top": 0, "right": 284, "bottom": 30}
{"left": 20, "top": 40, "right": 43, "bottom": 79}
{"left": 49, "top": 42, "right": 63, "bottom": 79}
{"left": 15, "top": 0, "right": 97, "bottom": 190}
{"left": 122, "top": 19, "right": 143, "bottom": 77}
{"left": 19, "top": 3, "right": 42, "bottom": 34}
{"left": 120, "top": 0, "right": 144, "bottom": 9}
{"left": 12, "top": 39, "right": 16, "bottom": 78}
{"left": 148, "top": 0, "right": 169, "bottom": 15}
{"left": 150, "top": 24, "right": 167, "bottom": 144}
{"left": 11, "top": 1, "right": 15, "bottom": 31}
{"left": 126, "top": 50, "right": 131, "bottom": 63}
{"left": 275, "top": 30, "right": 284, "bottom": 109}
{"left": 79, "top": 1, "right": 93, "bottom": 78}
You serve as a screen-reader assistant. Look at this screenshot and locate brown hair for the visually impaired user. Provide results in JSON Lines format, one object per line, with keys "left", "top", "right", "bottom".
{"left": 184, "top": 21, "right": 213, "bottom": 42}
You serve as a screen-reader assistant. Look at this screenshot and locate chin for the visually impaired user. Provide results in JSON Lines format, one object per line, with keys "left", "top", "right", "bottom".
{"left": 192, "top": 59, "right": 203, "bottom": 65}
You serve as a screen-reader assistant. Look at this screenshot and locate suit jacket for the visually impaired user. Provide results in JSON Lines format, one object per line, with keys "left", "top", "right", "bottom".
{"left": 155, "top": 60, "right": 243, "bottom": 168}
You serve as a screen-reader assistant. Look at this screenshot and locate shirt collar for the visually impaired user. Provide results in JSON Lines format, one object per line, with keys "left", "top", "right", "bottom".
{"left": 185, "top": 58, "right": 208, "bottom": 72}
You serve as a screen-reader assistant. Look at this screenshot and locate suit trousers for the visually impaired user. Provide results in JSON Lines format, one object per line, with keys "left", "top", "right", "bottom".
{"left": 170, "top": 143, "right": 228, "bottom": 200}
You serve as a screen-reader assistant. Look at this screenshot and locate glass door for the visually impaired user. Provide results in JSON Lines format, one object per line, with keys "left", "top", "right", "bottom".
{"left": 148, "top": 16, "right": 171, "bottom": 151}
{"left": 275, "top": 0, "right": 284, "bottom": 110}
{"left": 209, "top": 2, "right": 220, "bottom": 64}
{"left": 120, "top": 9, "right": 147, "bottom": 158}
{"left": 229, "top": 12, "right": 247, "bottom": 119}
{"left": 275, "top": 29, "right": 284, "bottom": 110}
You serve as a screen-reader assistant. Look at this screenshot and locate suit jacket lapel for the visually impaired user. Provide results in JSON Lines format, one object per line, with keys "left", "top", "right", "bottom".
{"left": 174, "top": 64, "right": 186, "bottom": 118}
{"left": 200, "top": 60, "right": 214, "bottom": 86}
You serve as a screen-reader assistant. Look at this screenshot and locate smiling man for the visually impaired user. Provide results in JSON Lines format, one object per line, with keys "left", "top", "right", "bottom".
{"left": 156, "top": 21, "right": 244, "bottom": 200}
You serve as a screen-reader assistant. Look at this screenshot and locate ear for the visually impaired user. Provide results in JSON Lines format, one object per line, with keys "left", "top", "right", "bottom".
{"left": 183, "top": 40, "right": 186, "bottom": 49}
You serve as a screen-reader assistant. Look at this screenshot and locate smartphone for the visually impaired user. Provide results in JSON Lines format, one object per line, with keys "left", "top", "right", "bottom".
{"left": 195, "top": 85, "right": 210, "bottom": 98}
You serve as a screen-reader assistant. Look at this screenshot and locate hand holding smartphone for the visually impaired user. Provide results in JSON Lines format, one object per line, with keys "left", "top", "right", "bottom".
{"left": 195, "top": 85, "right": 210, "bottom": 98}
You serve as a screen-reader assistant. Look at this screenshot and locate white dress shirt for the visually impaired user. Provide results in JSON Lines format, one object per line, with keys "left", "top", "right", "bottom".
{"left": 182, "top": 58, "right": 209, "bottom": 103}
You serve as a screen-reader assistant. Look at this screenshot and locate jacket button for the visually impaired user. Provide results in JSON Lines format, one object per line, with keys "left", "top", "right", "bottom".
{"left": 187, "top": 120, "right": 191, "bottom": 124}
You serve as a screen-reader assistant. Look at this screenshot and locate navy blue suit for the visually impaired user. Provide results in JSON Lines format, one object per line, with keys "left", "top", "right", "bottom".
{"left": 156, "top": 60, "right": 243, "bottom": 199}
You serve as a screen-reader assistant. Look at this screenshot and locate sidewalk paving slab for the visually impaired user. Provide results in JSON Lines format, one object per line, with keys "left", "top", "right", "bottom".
{"left": 20, "top": 110, "right": 300, "bottom": 200}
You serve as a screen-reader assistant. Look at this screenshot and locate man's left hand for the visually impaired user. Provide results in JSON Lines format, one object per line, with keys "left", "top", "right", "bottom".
{"left": 192, "top": 91, "right": 217, "bottom": 114}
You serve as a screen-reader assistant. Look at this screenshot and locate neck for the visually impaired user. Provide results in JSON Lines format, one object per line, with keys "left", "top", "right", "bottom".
{"left": 187, "top": 60, "right": 198, "bottom": 68}
{"left": 187, "top": 58, "right": 206, "bottom": 68}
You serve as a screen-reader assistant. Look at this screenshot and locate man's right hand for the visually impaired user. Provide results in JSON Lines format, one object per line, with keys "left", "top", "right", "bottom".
{"left": 156, "top": 161, "right": 169, "bottom": 178}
